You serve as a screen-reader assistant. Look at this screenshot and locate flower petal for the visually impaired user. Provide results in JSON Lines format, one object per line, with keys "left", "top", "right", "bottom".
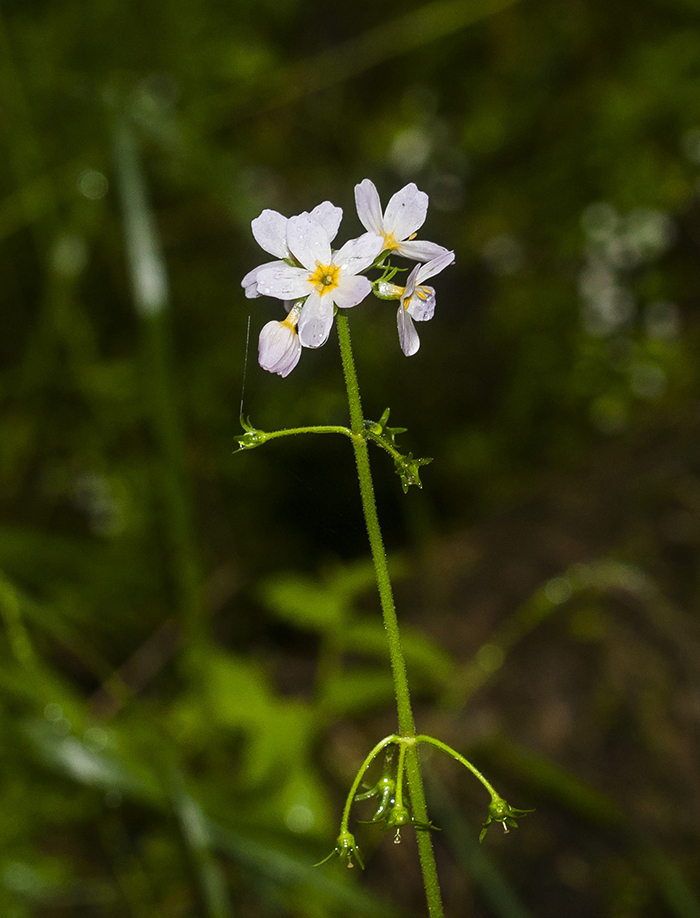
{"left": 242, "top": 268, "right": 261, "bottom": 299}
{"left": 333, "top": 232, "right": 384, "bottom": 275}
{"left": 287, "top": 214, "right": 332, "bottom": 271}
{"left": 383, "top": 183, "right": 428, "bottom": 240}
{"left": 354, "top": 179, "right": 384, "bottom": 235}
{"left": 332, "top": 274, "right": 372, "bottom": 309}
{"left": 402, "top": 262, "right": 422, "bottom": 300}
{"left": 395, "top": 239, "right": 450, "bottom": 262}
{"left": 416, "top": 250, "right": 455, "bottom": 284}
{"left": 251, "top": 210, "right": 289, "bottom": 259}
{"left": 406, "top": 284, "right": 436, "bottom": 321}
{"left": 297, "top": 290, "right": 334, "bottom": 348}
{"left": 416, "top": 252, "right": 455, "bottom": 284}
{"left": 309, "top": 201, "right": 343, "bottom": 242}
{"left": 256, "top": 264, "right": 310, "bottom": 300}
{"left": 258, "top": 320, "right": 302, "bottom": 377}
{"left": 397, "top": 305, "right": 420, "bottom": 356}
{"left": 241, "top": 259, "right": 285, "bottom": 298}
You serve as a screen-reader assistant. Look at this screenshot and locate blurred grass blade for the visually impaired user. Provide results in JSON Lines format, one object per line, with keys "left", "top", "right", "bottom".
{"left": 276, "top": 0, "right": 521, "bottom": 100}
{"left": 24, "top": 719, "right": 397, "bottom": 917}
{"left": 477, "top": 734, "right": 625, "bottom": 827}
{"left": 209, "top": 823, "right": 402, "bottom": 918}
{"left": 112, "top": 116, "right": 204, "bottom": 645}
{"left": 427, "top": 774, "right": 534, "bottom": 918}
{"left": 0, "top": 569, "right": 37, "bottom": 670}
{"left": 24, "top": 718, "right": 151, "bottom": 800}
{"left": 112, "top": 119, "right": 168, "bottom": 319}
{"left": 204, "top": 0, "right": 521, "bottom": 119}
{"left": 642, "top": 848, "right": 700, "bottom": 918}
{"left": 173, "top": 788, "right": 233, "bottom": 918}
{"left": 443, "top": 560, "right": 700, "bottom": 711}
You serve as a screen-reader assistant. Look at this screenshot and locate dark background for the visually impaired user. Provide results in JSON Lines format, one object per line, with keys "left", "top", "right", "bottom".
{"left": 2, "top": 0, "right": 700, "bottom": 915}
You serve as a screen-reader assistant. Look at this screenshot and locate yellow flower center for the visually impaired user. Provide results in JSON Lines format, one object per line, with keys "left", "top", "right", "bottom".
{"left": 309, "top": 262, "right": 341, "bottom": 296}
{"left": 282, "top": 302, "right": 303, "bottom": 331}
{"left": 382, "top": 232, "right": 400, "bottom": 251}
{"left": 382, "top": 230, "right": 417, "bottom": 251}
{"left": 403, "top": 285, "right": 430, "bottom": 310}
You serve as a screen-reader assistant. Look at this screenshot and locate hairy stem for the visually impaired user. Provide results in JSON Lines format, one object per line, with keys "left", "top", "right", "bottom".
{"left": 341, "top": 735, "right": 398, "bottom": 831}
{"left": 416, "top": 735, "right": 498, "bottom": 798}
{"left": 336, "top": 314, "right": 444, "bottom": 918}
{"left": 256, "top": 424, "right": 352, "bottom": 443}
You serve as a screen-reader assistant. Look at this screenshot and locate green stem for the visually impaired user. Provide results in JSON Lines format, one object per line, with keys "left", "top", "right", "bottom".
{"left": 404, "top": 745, "right": 443, "bottom": 911}
{"left": 364, "top": 430, "right": 404, "bottom": 463}
{"left": 336, "top": 316, "right": 413, "bottom": 733}
{"left": 416, "top": 735, "right": 499, "bottom": 799}
{"left": 395, "top": 742, "right": 407, "bottom": 810}
{"left": 341, "top": 735, "right": 398, "bottom": 831}
{"left": 257, "top": 425, "right": 352, "bottom": 444}
{"left": 336, "top": 314, "right": 444, "bottom": 918}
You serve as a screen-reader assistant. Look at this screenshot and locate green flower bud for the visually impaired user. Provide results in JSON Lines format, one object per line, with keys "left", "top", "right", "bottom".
{"left": 315, "top": 830, "right": 365, "bottom": 869}
{"left": 479, "top": 796, "right": 534, "bottom": 843}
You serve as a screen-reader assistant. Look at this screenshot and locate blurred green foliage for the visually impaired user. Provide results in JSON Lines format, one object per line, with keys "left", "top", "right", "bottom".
{"left": 3, "top": 0, "right": 700, "bottom": 914}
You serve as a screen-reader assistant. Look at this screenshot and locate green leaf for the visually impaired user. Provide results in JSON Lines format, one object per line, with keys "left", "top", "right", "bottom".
{"left": 345, "top": 620, "right": 454, "bottom": 685}
{"left": 203, "top": 652, "right": 274, "bottom": 729}
{"left": 321, "top": 669, "right": 395, "bottom": 716}
{"left": 212, "top": 825, "right": 398, "bottom": 916}
{"left": 24, "top": 718, "right": 156, "bottom": 802}
{"left": 259, "top": 574, "right": 345, "bottom": 632}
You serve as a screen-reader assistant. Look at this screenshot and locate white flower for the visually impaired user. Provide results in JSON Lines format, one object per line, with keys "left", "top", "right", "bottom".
{"left": 242, "top": 259, "right": 281, "bottom": 299}
{"left": 241, "top": 201, "right": 343, "bottom": 299}
{"left": 258, "top": 303, "right": 303, "bottom": 377}
{"left": 397, "top": 250, "right": 455, "bottom": 356}
{"left": 255, "top": 214, "right": 383, "bottom": 348}
{"left": 354, "top": 179, "right": 449, "bottom": 262}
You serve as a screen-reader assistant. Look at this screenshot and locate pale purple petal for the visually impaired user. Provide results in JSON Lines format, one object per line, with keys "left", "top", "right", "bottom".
{"left": 297, "top": 291, "right": 334, "bottom": 348}
{"left": 395, "top": 239, "right": 450, "bottom": 262}
{"left": 242, "top": 268, "right": 261, "bottom": 299}
{"left": 252, "top": 210, "right": 289, "bottom": 259}
{"left": 333, "top": 232, "right": 384, "bottom": 275}
{"left": 241, "top": 259, "right": 285, "bottom": 298}
{"left": 383, "top": 183, "right": 428, "bottom": 240}
{"left": 287, "top": 214, "right": 332, "bottom": 271}
{"left": 309, "top": 201, "right": 343, "bottom": 242}
{"left": 416, "top": 250, "right": 455, "bottom": 284}
{"left": 406, "top": 285, "right": 436, "bottom": 322}
{"left": 402, "top": 262, "right": 422, "bottom": 300}
{"left": 354, "top": 179, "right": 384, "bottom": 235}
{"left": 332, "top": 274, "right": 372, "bottom": 309}
{"left": 256, "top": 264, "right": 310, "bottom": 300}
{"left": 397, "top": 306, "right": 420, "bottom": 356}
{"left": 258, "top": 320, "right": 302, "bottom": 377}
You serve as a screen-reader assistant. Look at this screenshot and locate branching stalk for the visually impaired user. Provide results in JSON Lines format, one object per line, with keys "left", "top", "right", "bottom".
{"left": 336, "top": 314, "right": 445, "bottom": 918}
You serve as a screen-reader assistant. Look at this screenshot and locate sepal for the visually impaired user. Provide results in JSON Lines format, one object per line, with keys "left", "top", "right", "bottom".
{"left": 355, "top": 771, "right": 396, "bottom": 824}
{"left": 394, "top": 453, "right": 433, "bottom": 494}
{"left": 234, "top": 417, "right": 268, "bottom": 451}
{"left": 363, "top": 409, "right": 432, "bottom": 493}
{"left": 314, "top": 830, "right": 365, "bottom": 869}
{"left": 479, "top": 796, "right": 534, "bottom": 843}
{"left": 369, "top": 408, "right": 407, "bottom": 444}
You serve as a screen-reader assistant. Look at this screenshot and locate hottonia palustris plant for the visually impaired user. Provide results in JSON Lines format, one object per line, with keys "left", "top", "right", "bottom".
{"left": 237, "top": 179, "right": 532, "bottom": 917}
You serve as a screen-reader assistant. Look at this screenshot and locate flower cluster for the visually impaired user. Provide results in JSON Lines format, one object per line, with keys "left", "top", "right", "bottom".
{"left": 242, "top": 180, "right": 455, "bottom": 376}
